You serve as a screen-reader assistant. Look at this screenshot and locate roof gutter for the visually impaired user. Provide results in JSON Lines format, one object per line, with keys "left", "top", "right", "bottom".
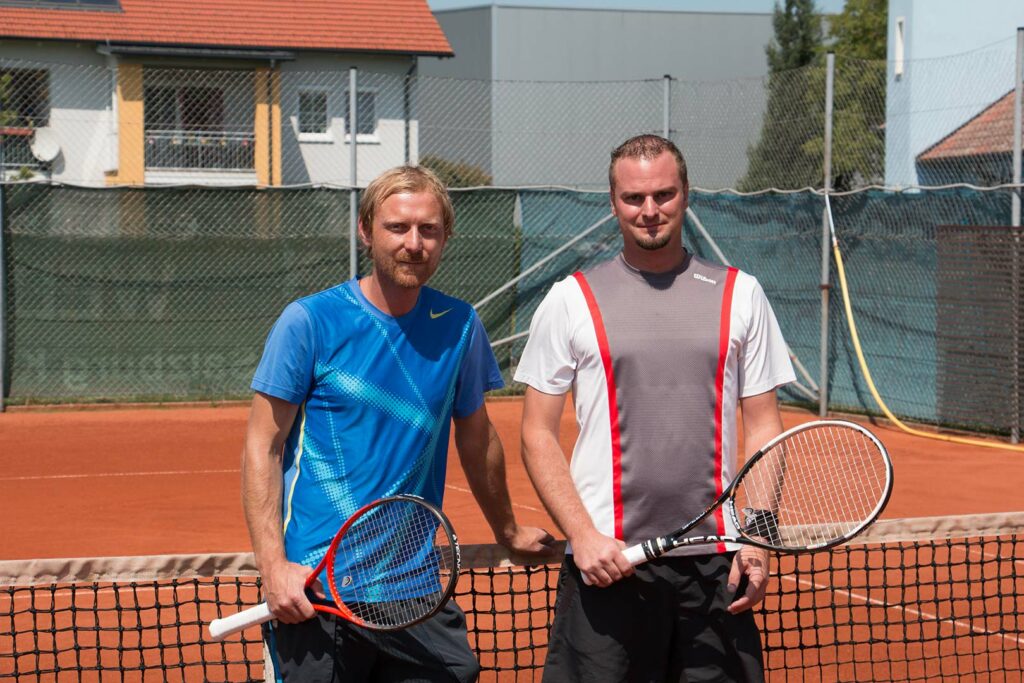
{"left": 96, "top": 44, "right": 296, "bottom": 61}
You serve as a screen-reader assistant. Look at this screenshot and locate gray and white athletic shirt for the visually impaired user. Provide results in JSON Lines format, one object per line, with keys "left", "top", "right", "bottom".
{"left": 514, "top": 251, "right": 795, "bottom": 557}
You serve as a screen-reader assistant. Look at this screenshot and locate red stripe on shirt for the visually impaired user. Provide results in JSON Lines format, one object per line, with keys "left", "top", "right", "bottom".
{"left": 573, "top": 271, "right": 625, "bottom": 541}
{"left": 713, "top": 267, "right": 739, "bottom": 553}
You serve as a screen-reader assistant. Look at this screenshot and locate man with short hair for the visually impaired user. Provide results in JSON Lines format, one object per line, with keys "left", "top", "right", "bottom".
{"left": 517, "top": 135, "right": 795, "bottom": 682}
{"left": 243, "top": 165, "right": 552, "bottom": 682}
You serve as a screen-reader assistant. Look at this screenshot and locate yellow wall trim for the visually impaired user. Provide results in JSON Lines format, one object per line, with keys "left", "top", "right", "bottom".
{"left": 110, "top": 64, "right": 144, "bottom": 186}
{"left": 254, "top": 68, "right": 282, "bottom": 187}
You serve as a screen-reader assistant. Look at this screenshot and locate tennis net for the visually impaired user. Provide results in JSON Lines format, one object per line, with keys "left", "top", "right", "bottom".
{"left": 1, "top": 512, "right": 1022, "bottom": 681}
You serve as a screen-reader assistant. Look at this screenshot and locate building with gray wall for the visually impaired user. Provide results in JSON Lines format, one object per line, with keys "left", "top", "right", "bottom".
{"left": 419, "top": 4, "right": 781, "bottom": 189}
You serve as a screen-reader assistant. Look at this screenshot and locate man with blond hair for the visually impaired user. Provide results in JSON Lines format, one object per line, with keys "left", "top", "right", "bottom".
{"left": 243, "top": 165, "right": 552, "bottom": 681}
{"left": 517, "top": 136, "right": 794, "bottom": 681}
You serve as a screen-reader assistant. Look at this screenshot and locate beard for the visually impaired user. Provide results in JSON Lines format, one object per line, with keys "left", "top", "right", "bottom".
{"left": 372, "top": 250, "right": 440, "bottom": 289}
{"left": 634, "top": 231, "right": 672, "bottom": 251}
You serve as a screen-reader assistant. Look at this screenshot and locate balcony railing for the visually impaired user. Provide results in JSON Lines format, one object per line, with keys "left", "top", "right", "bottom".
{"left": 144, "top": 129, "right": 255, "bottom": 171}
{"left": 0, "top": 128, "right": 44, "bottom": 172}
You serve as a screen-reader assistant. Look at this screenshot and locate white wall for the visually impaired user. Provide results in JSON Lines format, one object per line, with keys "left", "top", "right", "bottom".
{"left": 279, "top": 53, "right": 416, "bottom": 186}
{"left": 1, "top": 40, "right": 418, "bottom": 186}
{"left": 420, "top": 6, "right": 782, "bottom": 189}
{"left": 885, "top": 0, "right": 1024, "bottom": 187}
{"left": 1, "top": 40, "right": 116, "bottom": 185}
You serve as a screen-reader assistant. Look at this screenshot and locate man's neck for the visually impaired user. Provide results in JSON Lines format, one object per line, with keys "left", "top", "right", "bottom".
{"left": 359, "top": 273, "right": 421, "bottom": 317}
{"left": 621, "top": 244, "right": 688, "bottom": 274}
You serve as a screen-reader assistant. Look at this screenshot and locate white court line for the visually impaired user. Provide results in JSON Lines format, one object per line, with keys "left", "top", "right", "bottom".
{"left": 0, "top": 469, "right": 241, "bottom": 481}
{"left": 960, "top": 540, "right": 1024, "bottom": 570}
{"left": 0, "top": 473, "right": 545, "bottom": 513}
{"left": 8, "top": 581, "right": 242, "bottom": 602}
{"left": 782, "top": 573, "right": 1024, "bottom": 646}
{"left": 444, "top": 484, "right": 544, "bottom": 513}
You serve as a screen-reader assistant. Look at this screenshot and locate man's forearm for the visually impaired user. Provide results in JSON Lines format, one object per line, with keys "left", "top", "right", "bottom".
{"left": 457, "top": 421, "right": 519, "bottom": 543}
{"left": 741, "top": 391, "right": 785, "bottom": 459}
{"left": 241, "top": 441, "right": 289, "bottom": 573}
{"left": 521, "top": 430, "right": 594, "bottom": 543}
{"left": 241, "top": 393, "right": 300, "bottom": 572}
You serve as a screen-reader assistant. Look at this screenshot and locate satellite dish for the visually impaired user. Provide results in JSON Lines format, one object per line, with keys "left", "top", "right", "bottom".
{"left": 30, "top": 128, "right": 61, "bottom": 163}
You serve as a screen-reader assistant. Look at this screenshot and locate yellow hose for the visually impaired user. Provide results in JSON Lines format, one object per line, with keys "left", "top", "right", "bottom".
{"left": 832, "top": 240, "right": 1024, "bottom": 452}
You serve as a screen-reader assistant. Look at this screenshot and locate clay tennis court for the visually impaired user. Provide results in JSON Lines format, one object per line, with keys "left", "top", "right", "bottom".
{"left": 2, "top": 399, "right": 1021, "bottom": 560}
{"left": 2, "top": 398, "right": 1023, "bottom": 681}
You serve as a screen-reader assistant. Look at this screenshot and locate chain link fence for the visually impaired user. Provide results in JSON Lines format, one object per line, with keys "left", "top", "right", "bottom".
{"left": 2, "top": 41, "right": 1023, "bottom": 436}
{"left": 1, "top": 41, "right": 1019, "bottom": 189}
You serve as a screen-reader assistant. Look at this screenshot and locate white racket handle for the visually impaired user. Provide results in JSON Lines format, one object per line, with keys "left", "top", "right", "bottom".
{"left": 208, "top": 602, "right": 273, "bottom": 641}
{"left": 580, "top": 543, "right": 650, "bottom": 586}
{"left": 622, "top": 543, "right": 648, "bottom": 567}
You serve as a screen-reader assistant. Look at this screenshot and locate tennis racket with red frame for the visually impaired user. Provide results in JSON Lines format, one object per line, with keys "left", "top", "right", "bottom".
{"left": 208, "top": 494, "right": 460, "bottom": 640}
{"left": 620, "top": 420, "right": 893, "bottom": 568}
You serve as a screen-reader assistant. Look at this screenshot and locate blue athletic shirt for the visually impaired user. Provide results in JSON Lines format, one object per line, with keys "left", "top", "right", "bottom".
{"left": 251, "top": 278, "right": 503, "bottom": 581}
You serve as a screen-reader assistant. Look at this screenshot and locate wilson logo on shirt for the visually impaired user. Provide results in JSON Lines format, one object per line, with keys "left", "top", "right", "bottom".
{"left": 693, "top": 273, "right": 718, "bottom": 285}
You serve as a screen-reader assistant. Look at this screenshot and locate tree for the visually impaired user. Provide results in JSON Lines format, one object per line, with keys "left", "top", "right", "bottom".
{"left": 814, "top": 0, "right": 888, "bottom": 190}
{"left": 418, "top": 154, "right": 492, "bottom": 188}
{"left": 739, "top": 0, "right": 825, "bottom": 191}
{"left": 767, "top": 0, "right": 824, "bottom": 71}
{"left": 828, "top": 0, "right": 887, "bottom": 60}
{"left": 0, "top": 72, "right": 20, "bottom": 126}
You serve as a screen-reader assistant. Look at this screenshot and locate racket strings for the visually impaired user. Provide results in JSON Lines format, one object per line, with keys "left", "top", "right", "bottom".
{"left": 331, "top": 499, "right": 456, "bottom": 628}
{"left": 734, "top": 424, "right": 890, "bottom": 550}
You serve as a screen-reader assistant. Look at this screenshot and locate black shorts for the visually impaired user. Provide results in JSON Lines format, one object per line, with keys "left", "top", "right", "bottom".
{"left": 265, "top": 601, "right": 479, "bottom": 683}
{"left": 542, "top": 553, "right": 764, "bottom": 683}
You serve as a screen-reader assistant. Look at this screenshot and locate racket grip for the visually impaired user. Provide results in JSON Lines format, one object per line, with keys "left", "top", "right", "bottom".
{"left": 622, "top": 543, "right": 648, "bottom": 567}
{"left": 580, "top": 543, "right": 651, "bottom": 586}
{"left": 208, "top": 602, "right": 273, "bottom": 641}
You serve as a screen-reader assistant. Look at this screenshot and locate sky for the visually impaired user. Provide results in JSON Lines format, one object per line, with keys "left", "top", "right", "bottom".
{"left": 427, "top": 0, "right": 848, "bottom": 14}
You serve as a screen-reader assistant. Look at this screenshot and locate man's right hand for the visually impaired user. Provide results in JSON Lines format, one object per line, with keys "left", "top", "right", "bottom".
{"left": 261, "top": 560, "right": 322, "bottom": 623}
{"left": 570, "top": 528, "right": 635, "bottom": 588}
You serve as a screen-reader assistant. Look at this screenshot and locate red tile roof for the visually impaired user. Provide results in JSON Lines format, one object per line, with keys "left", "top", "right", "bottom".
{"left": 918, "top": 90, "right": 1023, "bottom": 162}
{"left": 0, "top": 0, "right": 453, "bottom": 56}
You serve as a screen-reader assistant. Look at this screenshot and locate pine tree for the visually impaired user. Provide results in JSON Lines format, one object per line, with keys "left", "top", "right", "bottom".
{"left": 739, "top": 0, "right": 824, "bottom": 191}
{"left": 821, "top": 0, "right": 887, "bottom": 189}
{"left": 767, "top": 0, "right": 823, "bottom": 71}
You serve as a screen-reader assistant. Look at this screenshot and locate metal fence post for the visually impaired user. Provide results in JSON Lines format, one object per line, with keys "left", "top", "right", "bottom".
{"left": 404, "top": 61, "right": 416, "bottom": 165}
{"left": 819, "top": 52, "right": 835, "bottom": 417}
{"left": 1014, "top": 28, "right": 1022, "bottom": 228}
{"left": 0, "top": 135, "right": 6, "bottom": 412}
{"left": 349, "top": 66, "right": 359, "bottom": 280}
{"left": 1012, "top": 28, "right": 1023, "bottom": 442}
{"left": 663, "top": 74, "right": 671, "bottom": 139}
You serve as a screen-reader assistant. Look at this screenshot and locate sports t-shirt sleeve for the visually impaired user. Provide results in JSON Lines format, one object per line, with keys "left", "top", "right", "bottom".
{"left": 513, "top": 279, "right": 576, "bottom": 394}
{"left": 251, "top": 301, "right": 316, "bottom": 404}
{"left": 738, "top": 277, "right": 796, "bottom": 397}
{"left": 453, "top": 313, "right": 504, "bottom": 419}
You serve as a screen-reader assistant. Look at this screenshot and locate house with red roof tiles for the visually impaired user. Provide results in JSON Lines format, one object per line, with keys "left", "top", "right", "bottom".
{"left": 884, "top": 1, "right": 1024, "bottom": 188}
{"left": 0, "top": 0, "right": 452, "bottom": 186}
{"left": 917, "top": 90, "right": 1023, "bottom": 187}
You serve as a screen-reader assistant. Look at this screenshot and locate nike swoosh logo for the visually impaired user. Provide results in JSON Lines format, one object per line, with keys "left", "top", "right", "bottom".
{"left": 430, "top": 308, "right": 453, "bottom": 319}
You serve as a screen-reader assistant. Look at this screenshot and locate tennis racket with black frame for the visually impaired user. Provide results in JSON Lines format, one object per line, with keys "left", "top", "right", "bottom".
{"left": 208, "top": 494, "right": 460, "bottom": 641}
{"left": 620, "top": 419, "right": 893, "bottom": 568}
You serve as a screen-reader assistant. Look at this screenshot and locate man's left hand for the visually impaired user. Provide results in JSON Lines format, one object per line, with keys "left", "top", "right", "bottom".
{"left": 726, "top": 545, "right": 770, "bottom": 614}
{"left": 499, "top": 525, "right": 558, "bottom": 557}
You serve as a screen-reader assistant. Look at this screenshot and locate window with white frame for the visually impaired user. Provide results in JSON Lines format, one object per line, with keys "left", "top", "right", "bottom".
{"left": 297, "top": 89, "right": 329, "bottom": 136}
{"left": 344, "top": 90, "right": 377, "bottom": 139}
